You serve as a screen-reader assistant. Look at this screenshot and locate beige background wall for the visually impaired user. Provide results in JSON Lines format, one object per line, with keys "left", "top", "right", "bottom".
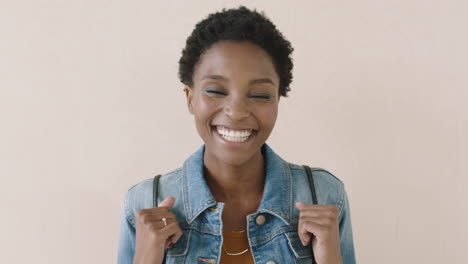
{"left": 1, "top": 0, "right": 466, "bottom": 263}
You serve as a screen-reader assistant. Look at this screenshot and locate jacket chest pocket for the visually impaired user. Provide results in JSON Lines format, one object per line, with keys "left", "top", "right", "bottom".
{"left": 164, "top": 228, "right": 191, "bottom": 264}
{"left": 284, "top": 231, "right": 316, "bottom": 264}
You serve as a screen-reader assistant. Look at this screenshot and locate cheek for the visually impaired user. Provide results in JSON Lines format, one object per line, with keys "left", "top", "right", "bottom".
{"left": 256, "top": 104, "right": 278, "bottom": 129}
{"left": 192, "top": 97, "right": 220, "bottom": 123}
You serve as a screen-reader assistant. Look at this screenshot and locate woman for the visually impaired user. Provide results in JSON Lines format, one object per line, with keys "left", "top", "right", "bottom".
{"left": 118, "top": 6, "right": 356, "bottom": 264}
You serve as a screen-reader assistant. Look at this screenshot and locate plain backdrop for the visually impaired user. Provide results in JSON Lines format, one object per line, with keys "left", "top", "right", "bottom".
{"left": 0, "top": 0, "right": 467, "bottom": 263}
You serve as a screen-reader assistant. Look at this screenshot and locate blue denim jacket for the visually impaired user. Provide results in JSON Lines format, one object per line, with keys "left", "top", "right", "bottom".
{"left": 117, "top": 143, "right": 356, "bottom": 264}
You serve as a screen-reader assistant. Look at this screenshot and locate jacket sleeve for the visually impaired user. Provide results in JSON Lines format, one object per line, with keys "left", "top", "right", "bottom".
{"left": 338, "top": 184, "right": 357, "bottom": 264}
{"left": 117, "top": 191, "right": 136, "bottom": 264}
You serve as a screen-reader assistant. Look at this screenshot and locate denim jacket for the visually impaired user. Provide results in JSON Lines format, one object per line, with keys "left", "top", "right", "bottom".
{"left": 117, "top": 143, "right": 356, "bottom": 264}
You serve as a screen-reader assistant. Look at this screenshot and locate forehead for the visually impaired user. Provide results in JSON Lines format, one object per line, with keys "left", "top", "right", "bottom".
{"left": 193, "top": 41, "right": 279, "bottom": 84}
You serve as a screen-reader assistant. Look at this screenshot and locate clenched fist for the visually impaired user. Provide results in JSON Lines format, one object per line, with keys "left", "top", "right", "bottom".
{"left": 295, "top": 202, "right": 342, "bottom": 264}
{"left": 133, "top": 196, "right": 183, "bottom": 264}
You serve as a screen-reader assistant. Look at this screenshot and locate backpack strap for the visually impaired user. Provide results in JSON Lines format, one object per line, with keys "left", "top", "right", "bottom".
{"left": 303, "top": 165, "right": 319, "bottom": 205}
{"left": 153, "top": 174, "right": 161, "bottom": 207}
{"left": 152, "top": 174, "right": 167, "bottom": 263}
{"left": 302, "top": 165, "right": 320, "bottom": 264}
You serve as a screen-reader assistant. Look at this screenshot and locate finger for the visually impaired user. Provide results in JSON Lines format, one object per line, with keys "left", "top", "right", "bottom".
{"left": 296, "top": 202, "right": 326, "bottom": 211}
{"left": 299, "top": 209, "right": 339, "bottom": 220}
{"left": 300, "top": 215, "right": 337, "bottom": 228}
{"left": 136, "top": 206, "right": 169, "bottom": 218}
{"left": 299, "top": 210, "right": 338, "bottom": 222}
{"left": 295, "top": 201, "right": 307, "bottom": 211}
{"left": 159, "top": 216, "right": 177, "bottom": 227}
{"left": 165, "top": 239, "right": 172, "bottom": 249}
{"left": 298, "top": 230, "right": 312, "bottom": 246}
{"left": 297, "top": 218, "right": 312, "bottom": 246}
{"left": 165, "top": 226, "right": 183, "bottom": 249}
{"left": 300, "top": 220, "right": 328, "bottom": 243}
{"left": 164, "top": 229, "right": 182, "bottom": 249}
{"left": 170, "top": 226, "right": 183, "bottom": 244}
{"left": 146, "top": 211, "right": 177, "bottom": 220}
{"left": 298, "top": 215, "right": 334, "bottom": 246}
{"left": 138, "top": 212, "right": 176, "bottom": 224}
{"left": 159, "top": 222, "right": 182, "bottom": 243}
{"left": 296, "top": 202, "right": 336, "bottom": 211}
{"left": 296, "top": 203, "right": 314, "bottom": 245}
{"left": 296, "top": 203, "right": 340, "bottom": 220}
{"left": 159, "top": 196, "right": 176, "bottom": 209}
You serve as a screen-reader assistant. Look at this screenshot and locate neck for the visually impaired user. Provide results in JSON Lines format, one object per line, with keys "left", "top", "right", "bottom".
{"left": 203, "top": 148, "right": 265, "bottom": 203}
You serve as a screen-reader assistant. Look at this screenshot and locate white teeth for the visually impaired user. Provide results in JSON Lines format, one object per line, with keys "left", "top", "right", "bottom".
{"left": 215, "top": 126, "right": 254, "bottom": 142}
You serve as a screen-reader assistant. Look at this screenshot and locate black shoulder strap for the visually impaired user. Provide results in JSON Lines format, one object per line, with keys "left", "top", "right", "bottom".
{"left": 153, "top": 174, "right": 161, "bottom": 207}
{"left": 303, "top": 165, "right": 318, "bottom": 205}
{"left": 303, "top": 165, "right": 319, "bottom": 264}
{"left": 152, "top": 174, "right": 167, "bottom": 263}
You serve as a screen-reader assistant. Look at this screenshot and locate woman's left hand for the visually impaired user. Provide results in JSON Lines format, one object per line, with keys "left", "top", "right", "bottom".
{"left": 295, "top": 202, "right": 343, "bottom": 264}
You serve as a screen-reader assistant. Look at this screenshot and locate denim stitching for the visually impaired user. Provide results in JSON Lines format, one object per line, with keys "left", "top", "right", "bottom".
{"left": 123, "top": 192, "right": 134, "bottom": 227}
{"left": 273, "top": 246, "right": 282, "bottom": 264}
{"left": 316, "top": 169, "right": 343, "bottom": 184}
{"left": 182, "top": 164, "right": 191, "bottom": 221}
{"left": 184, "top": 225, "right": 223, "bottom": 235}
{"left": 189, "top": 200, "right": 217, "bottom": 224}
{"left": 249, "top": 225, "right": 296, "bottom": 245}
{"left": 164, "top": 167, "right": 182, "bottom": 176}
{"left": 283, "top": 159, "right": 293, "bottom": 225}
{"left": 284, "top": 237, "right": 304, "bottom": 262}
{"left": 284, "top": 231, "right": 312, "bottom": 259}
{"left": 337, "top": 181, "right": 345, "bottom": 219}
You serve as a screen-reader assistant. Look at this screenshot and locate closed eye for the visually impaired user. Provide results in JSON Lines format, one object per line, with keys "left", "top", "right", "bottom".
{"left": 206, "top": 90, "right": 271, "bottom": 99}
{"left": 251, "top": 95, "right": 271, "bottom": 99}
{"left": 206, "top": 90, "right": 225, "bottom": 95}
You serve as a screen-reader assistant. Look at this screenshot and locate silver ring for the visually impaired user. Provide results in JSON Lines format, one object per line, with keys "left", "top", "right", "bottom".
{"left": 161, "top": 217, "right": 167, "bottom": 227}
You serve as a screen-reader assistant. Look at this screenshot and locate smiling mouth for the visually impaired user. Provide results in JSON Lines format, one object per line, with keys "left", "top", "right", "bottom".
{"left": 212, "top": 125, "right": 258, "bottom": 143}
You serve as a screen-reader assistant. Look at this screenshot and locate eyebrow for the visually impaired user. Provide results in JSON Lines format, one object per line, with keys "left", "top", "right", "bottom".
{"left": 201, "top": 74, "right": 276, "bottom": 86}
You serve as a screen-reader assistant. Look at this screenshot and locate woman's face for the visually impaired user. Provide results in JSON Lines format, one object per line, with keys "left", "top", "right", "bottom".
{"left": 185, "top": 40, "right": 280, "bottom": 165}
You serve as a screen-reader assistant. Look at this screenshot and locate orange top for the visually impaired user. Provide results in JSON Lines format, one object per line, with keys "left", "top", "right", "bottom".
{"left": 219, "top": 231, "right": 254, "bottom": 264}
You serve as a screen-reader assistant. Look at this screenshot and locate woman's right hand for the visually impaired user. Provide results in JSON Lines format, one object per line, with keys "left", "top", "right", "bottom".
{"left": 133, "top": 196, "right": 183, "bottom": 264}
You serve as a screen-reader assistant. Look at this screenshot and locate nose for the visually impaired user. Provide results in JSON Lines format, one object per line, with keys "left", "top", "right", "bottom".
{"left": 223, "top": 96, "right": 250, "bottom": 121}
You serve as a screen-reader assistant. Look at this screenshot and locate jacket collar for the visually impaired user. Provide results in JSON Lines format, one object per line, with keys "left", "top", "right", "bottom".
{"left": 181, "top": 143, "right": 293, "bottom": 225}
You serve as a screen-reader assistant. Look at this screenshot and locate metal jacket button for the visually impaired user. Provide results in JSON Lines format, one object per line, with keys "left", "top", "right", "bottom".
{"left": 255, "top": 214, "right": 266, "bottom": 225}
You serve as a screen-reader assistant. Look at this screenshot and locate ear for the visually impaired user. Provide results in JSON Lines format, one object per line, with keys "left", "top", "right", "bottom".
{"left": 184, "top": 86, "right": 194, "bottom": 114}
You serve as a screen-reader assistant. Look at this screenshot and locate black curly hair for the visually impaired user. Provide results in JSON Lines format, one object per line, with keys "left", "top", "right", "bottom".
{"left": 178, "top": 6, "right": 294, "bottom": 97}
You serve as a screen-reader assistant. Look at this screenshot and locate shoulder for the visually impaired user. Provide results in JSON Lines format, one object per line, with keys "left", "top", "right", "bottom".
{"left": 287, "top": 162, "right": 344, "bottom": 188}
{"left": 123, "top": 167, "right": 183, "bottom": 227}
{"left": 287, "top": 162, "right": 346, "bottom": 212}
{"left": 288, "top": 162, "right": 343, "bottom": 183}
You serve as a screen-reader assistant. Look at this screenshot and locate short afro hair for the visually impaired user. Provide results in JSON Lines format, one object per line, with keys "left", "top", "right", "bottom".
{"left": 178, "top": 6, "right": 294, "bottom": 97}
